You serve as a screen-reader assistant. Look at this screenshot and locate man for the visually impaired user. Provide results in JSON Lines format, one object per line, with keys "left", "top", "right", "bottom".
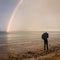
{"left": 42, "top": 32, "right": 49, "bottom": 51}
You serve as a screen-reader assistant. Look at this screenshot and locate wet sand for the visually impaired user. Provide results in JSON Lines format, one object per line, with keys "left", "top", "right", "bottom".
{"left": 0, "top": 44, "right": 60, "bottom": 60}
{"left": 0, "top": 31, "right": 60, "bottom": 60}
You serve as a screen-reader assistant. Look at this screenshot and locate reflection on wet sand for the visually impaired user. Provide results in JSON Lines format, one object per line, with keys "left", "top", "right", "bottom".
{"left": 0, "top": 32, "right": 8, "bottom": 52}
{"left": 0, "top": 31, "right": 60, "bottom": 60}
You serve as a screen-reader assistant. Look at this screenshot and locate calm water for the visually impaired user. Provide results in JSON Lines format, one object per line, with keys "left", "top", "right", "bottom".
{"left": 0, "top": 31, "right": 60, "bottom": 52}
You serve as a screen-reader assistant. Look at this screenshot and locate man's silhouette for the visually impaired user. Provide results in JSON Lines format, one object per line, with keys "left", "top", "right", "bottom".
{"left": 42, "top": 32, "right": 49, "bottom": 51}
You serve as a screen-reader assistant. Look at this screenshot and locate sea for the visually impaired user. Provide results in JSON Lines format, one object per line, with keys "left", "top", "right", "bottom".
{"left": 0, "top": 31, "right": 60, "bottom": 52}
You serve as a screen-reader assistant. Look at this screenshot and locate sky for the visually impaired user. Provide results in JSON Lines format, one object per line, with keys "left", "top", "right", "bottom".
{"left": 0, "top": 0, "right": 19, "bottom": 31}
{"left": 0, "top": 0, "right": 60, "bottom": 32}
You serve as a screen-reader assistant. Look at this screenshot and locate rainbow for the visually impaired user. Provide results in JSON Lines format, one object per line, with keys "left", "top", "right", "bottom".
{"left": 7, "top": 0, "right": 23, "bottom": 32}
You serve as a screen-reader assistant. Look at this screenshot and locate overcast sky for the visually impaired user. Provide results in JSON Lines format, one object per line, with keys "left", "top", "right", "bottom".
{"left": 0, "top": 0, "right": 60, "bottom": 31}
{"left": 0, "top": 0, "right": 19, "bottom": 31}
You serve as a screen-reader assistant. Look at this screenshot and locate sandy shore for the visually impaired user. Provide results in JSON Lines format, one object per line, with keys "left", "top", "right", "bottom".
{"left": 0, "top": 44, "right": 60, "bottom": 60}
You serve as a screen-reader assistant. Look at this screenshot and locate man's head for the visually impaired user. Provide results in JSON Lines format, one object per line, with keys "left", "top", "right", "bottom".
{"left": 42, "top": 32, "right": 49, "bottom": 40}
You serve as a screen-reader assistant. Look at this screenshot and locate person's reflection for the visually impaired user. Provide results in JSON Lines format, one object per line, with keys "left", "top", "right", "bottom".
{"left": 0, "top": 32, "right": 8, "bottom": 52}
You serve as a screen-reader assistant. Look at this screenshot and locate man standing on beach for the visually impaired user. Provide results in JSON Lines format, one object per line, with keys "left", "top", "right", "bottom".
{"left": 42, "top": 32, "right": 49, "bottom": 51}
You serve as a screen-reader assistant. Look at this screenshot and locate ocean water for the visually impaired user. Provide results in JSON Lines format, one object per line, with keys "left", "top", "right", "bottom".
{"left": 0, "top": 31, "right": 60, "bottom": 52}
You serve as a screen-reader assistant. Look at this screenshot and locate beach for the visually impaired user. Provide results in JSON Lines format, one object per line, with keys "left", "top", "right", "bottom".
{"left": 0, "top": 31, "right": 60, "bottom": 60}
{"left": 0, "top": 44, "right": 60, "bottom": 60}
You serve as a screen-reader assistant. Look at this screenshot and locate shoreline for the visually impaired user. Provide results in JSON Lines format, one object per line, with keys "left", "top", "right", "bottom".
{"left": 0, "top": 44, "right": 60, "bottom": 60}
